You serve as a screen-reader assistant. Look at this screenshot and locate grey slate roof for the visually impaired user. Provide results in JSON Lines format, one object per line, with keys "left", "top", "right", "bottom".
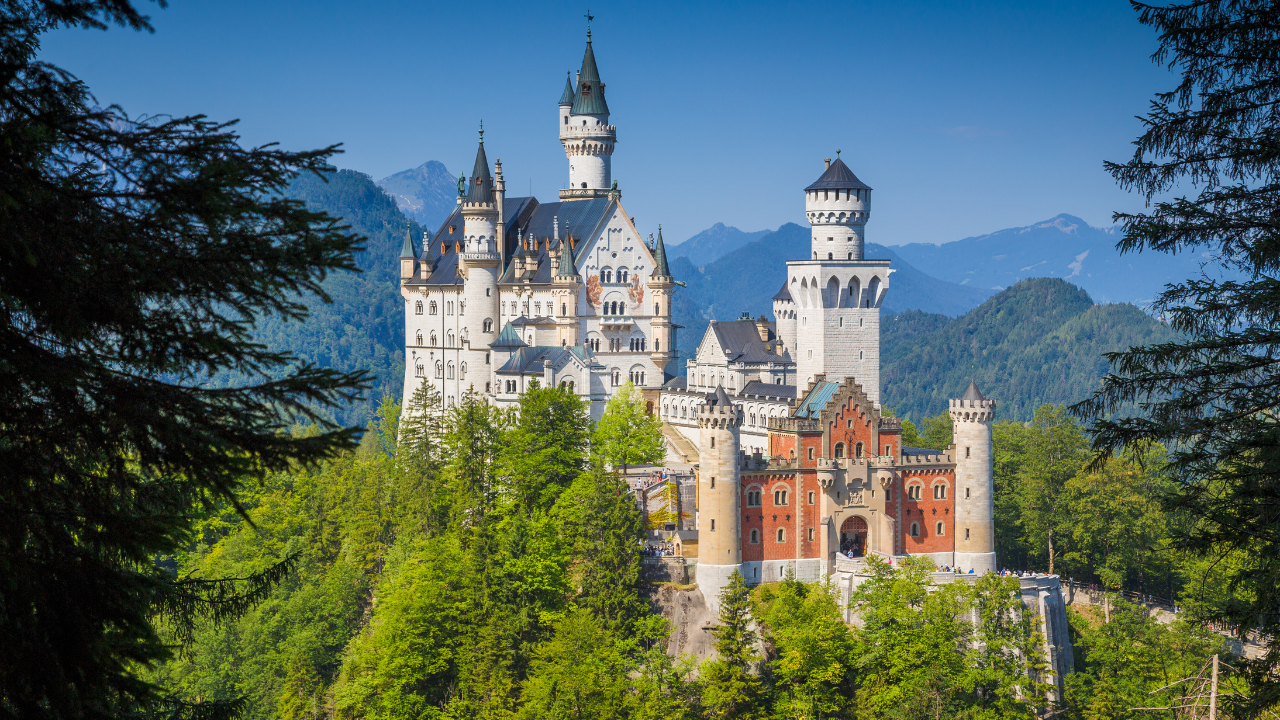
{"left": 512, "top": 316, "right": 556, "bottom": 327}
{"left": 663, "top": 376, "right": 687, "bottom": 390}
{"left": 961, "top": 380, "right": 986, "bottom": 402}
{"left": 499, "top": 198, "right": 614, "bottom": 284}
{"left": 467, "top": 140, "right": 493, "bottom": 204}
{"left": 559, "top": 71, "right": 575, "bottom": 105}
{"left": 739, "top": 381, "right": 796, "bottom": 400}
{"left": 805, "top": 157, "right": 872, "bottom": 192}
{"left": 772, "top": 280, "right": 792, "bottom": 301}
{"left": 706, "top": 385, "right": 732, "bottom": 408}
{"left": 496, "top": 345, "right": 589, "bottom": 375}
{"left": 652, "top": 226, "right": 671, "bottom": 278}
{"left": 710, "top": 318, "right": 788, "bottom": 365}
{"left": 571, "top": 39, "right": 610, "bottom": 115}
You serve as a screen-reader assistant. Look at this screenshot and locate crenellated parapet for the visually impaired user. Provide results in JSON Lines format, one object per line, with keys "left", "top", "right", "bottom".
{"left": 949, "top": 396, "right": 996, "bottom": 423}
{"left": 696, "top": 402, "right": 743, "bottom": 429}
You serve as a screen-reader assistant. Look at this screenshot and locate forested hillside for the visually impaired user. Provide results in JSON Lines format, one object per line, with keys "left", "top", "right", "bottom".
{"left": 249, "top": 169, "right": 422, "bottom": 427}
{"left": 881, "top": 278, "right": 1175, "bottom": 422}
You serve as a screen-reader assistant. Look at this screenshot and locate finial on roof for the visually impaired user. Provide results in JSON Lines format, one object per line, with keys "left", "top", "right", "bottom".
{"left": 837, "top": 148, "right": 842, "bottom": 157}
{"left": 478, "top": 120, "right": 484, "bottom": 144}
{"left": 399, "top": 220, "right": 415, "bottom": 259}
{"left": 584, "top": 8, "right": 593, "bottom": 41}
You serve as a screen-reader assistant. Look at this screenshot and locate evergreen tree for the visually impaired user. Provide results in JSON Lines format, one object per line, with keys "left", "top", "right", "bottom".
{"left": 0, "top": 3, "right": 367, "bottom": 717}
{"left": 700, "top": 571, "right": 764, "bottom": 720}
{"left": 1017, "top": 405, "right": 1089, "bottom": 575}
{"left": 1075, "top": 2, "right": 1280, "bottom": 699}
{"left": 594, "top": 381, "right": 665, "bottom": 475}
{"left": 396, "top": 379, "right": 447, "bottom": 536}
{"left": 499, "top": 380, "right": 591, "bottom": 513}
{"left": 442, "top": 389, "right": 505, "bottom": 531}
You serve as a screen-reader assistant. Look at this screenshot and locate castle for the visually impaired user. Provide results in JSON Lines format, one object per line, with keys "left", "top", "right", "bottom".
{"left": 398, "top": 28, "right": 996, "bottom": 601}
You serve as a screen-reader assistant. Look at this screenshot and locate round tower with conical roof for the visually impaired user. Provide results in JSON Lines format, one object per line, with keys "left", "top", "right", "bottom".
{"left": 647, "top": 227, "right": 677, "bottom": 377}
{"left": 951, "top": 380, "right": 996, "bottom": 573}
{"left": 806, "top": 153, "right": 871, "bottom": 261}
{"left": 696, "top": 385, "right": 743, "bottom": 613}
{"left": 772, "top": 279, "right": 796, "bottom": 358}
{"left": 559, "top": 28, "right": 616, "bottom": 199}
{"left": 460, "top": 129, "right": 501, "bottom": 393}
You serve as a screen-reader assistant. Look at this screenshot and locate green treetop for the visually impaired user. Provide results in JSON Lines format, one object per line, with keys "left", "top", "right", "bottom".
{"left": 594, "top": 380, "right": 665, "bottom": 475}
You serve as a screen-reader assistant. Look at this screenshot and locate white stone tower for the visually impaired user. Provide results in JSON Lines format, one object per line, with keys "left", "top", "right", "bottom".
{"left": 788, "top": 155, "right": 891, "bottom": 400}
{"left": 696, "top": 385, "right": 743, "bottom": 613}
{"left": 647, "top": 228, "right": 678, "bottom": 378}
{"left": 459, "top": 128, "right": 501, "bottom": 394}
{"left": 951, "top": 381, "right": 996, "bottom": 573}
{"left": 772, "top": 281, "right": 796, "bottom": 360}
{"left": 559, "top": 28, "right": 616, "bottom": 200}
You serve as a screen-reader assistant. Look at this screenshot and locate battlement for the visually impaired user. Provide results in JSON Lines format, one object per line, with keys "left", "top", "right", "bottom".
{"left": 560, "top": 124, "right": 617, "bottom": 139}
{"left": 767, "top": 416, "right": 820, "bottom": 432}
{"left": 900, "top": 451, "right": 952, "bottom": 465}
{"left": 461, "top": 200, "right": 497, "bottom": 213}
{"left": 696, "top": 403, "right": 742, "bottom": 429}
{"left": 949, "top": 397, "right": 996, "bottom": 423}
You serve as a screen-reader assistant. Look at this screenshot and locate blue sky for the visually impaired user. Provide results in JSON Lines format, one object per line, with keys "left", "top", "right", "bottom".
{"left": 40, "top": 0, "right": 1170, "bottom": 247}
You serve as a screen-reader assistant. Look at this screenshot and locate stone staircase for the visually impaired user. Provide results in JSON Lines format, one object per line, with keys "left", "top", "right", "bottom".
{"left": 662, "top": 422, "right": 699, "bottom": 463}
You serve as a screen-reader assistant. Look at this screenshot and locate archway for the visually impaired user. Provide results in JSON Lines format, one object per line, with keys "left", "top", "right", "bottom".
{"left": 840, "top": 516, "right": 868, "bottom": 557}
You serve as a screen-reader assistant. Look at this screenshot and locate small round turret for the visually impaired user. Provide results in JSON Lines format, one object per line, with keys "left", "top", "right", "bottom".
{"left": 950, "top": 380, "right": 996, "bottom": 574}
{"left": 805, "top": 153, "right": 872, "bottom": 261}
{"left": 696, "top": 385, "right": 743, "bottom": 612}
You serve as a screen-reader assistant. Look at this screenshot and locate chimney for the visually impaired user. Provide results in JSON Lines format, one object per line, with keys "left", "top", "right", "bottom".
{"left": 755, "top": 315, "right": 770, "bottom": 342}
{"left": 824, "top": 158, "right": 831, "bottom": 170}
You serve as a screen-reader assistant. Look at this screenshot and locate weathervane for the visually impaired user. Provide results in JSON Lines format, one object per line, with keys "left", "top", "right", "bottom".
{"left": 585, "top": 9, "right": 594, "bottom": 40}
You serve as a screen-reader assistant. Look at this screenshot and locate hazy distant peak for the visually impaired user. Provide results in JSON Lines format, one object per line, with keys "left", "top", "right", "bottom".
{"left": 376, "top": 160, "right": 457, "bottom": 230}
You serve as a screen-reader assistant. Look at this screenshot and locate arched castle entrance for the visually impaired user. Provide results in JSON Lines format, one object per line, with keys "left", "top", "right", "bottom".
{"left": 840, "top": 516, "right": 868, "bottom": 557}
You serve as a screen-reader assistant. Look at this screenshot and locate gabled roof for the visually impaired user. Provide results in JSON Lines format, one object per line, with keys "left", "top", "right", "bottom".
{"left": 399, "top": 222, "right": 416, "bottom": 259}
{"left": 708, "top": 318, "right": 787, "bottom": 365}
{"left": 961, "top": 380, "right": 986, "bottom": 402}
{"left": 511, "top": 316, "right": 556, "bottom": 327}
{"left": 491, "top": 321, "right": 527, "bottom": 349}
{"left": 792, "top": 380, "right": 839, "bottom": 419}
{"left": 496, "top": 345, "right": 589, "bottom": 375}
{"left": 499, "top": 198, "right": 613, "bottom": 284}
{"left": 805, "top": 157, "right": 872, "bottom": 192}
{"left": 772, "top": 279, "right": 792, "bottom": 301}
{"left": 651, "top": 226, "right": 671, "bottom": 278}
{"left": 559, "top": 71, "right": 575, "bottom": 105}
{"left": 739, "top": 381, "right": 796, "bottom": 400}
{"left": 571, "top": 38, "right": 610, "bottom": 115}
{"left": 467, "top": 138, "right": 493, "bottom": 204}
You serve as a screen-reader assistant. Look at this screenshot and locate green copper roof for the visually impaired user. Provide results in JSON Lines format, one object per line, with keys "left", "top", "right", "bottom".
{"left": 556, "top": 238, "right": 578, "bottom": 278}
{"left": 651, "top": 226, "right": 671, "bottom": 278}
{"left": 399, "top": 222, "right": 415, "bottom": 259}
{"left": 559, "top": 71, "right": 575, "bottom": 105}
{"left": 571, "top": 40, "right": 610, "bottom": 115}
{"left": 491, "top": 321, "right": 527, "bottom": 349}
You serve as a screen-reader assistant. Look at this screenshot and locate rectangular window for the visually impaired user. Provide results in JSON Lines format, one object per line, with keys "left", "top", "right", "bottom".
{"left": 966, "top": 446, "right": 971, "bottom": 458}
{"left": 885, "top": 445, "right": 891, "bottom": 456}
{"left": 808, "top": 491, "right": 814, "bottom": 505}
{"left": 710, "top": 519, "right": 715, "bottom": 531}
{"left": 808, "top": 447, "right": 814, "bottom": 460}
{"left": 965, "top": 488, "right": 970, "bottom": 499}
{"left": 807, "top": 527, "right": 814, "bottom": 541}
{"left": 965, "top": 528, "right": 970, "bottom": 540}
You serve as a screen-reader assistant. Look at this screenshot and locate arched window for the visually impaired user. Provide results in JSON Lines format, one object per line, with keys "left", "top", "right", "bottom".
{"left": 936, "top": 522, "right": 945, "bottom": 536}
{"left": 603, "top": 269, "right": 613, "bottom": 283}
{"left": 773, "top": 489, "right": 788, "bottom": 506}
{"left": 776, "top": 528, "right": 786, "bottom": 543}
{"left": 654, "top": 303, "right": 660, "bottom": 315}
{"left": 619, "top": 269, "right": 628, "bottom": 283}
{"left": 833, "top": 442, "right": 845, "bottom": 458}
{"left": 750, "top": 529, "right": 760, "bottom": 544}
{"left": 562, "top": 303, "right": 567, "bottom": 316}
{"left": 429, "top": 332, "right": 437, "bottom": 346}
{"left": 447, "top": 301, "right": 454, "bottom": 315}
{"left": 482, "top": 319, "right": 493, "bottom": 333}
{"left": 460, "top": 362, "right": 467, "bottom": 379}
{"left": 910, "top": 523, "right": 920, "bottom": 537}
{"left": 415, "top": 301, "right": 423, "bottom": 315}
{"left": 568, "top": 380, "right": 575, "bottom": 392}
{"left": 908, "top": 484, "right": 922, "bottom": 501}
{"left": 446, "top": 362, "right": 455, "bottom": 379}
{"left": 415, "top": 362, "right": 424, "bottom": 377}
{"left": 447, "top": 331, "right": 456, "bottom": 348}
{"left": 435, "top": 361, "right": 443, "bottom": 379}
{"left": 415, "top": 331, "right": 423, "bottom": 345}
{"left": 933, "top": 483, "right": 947, "bottom": 500}
{"left": 855, "top": 441, "right": 864, "bottom": 458}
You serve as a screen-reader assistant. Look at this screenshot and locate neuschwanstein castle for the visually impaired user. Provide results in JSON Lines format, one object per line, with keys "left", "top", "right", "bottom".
{"left": 399, "top": 30, "right": 1001, "bottom": 607}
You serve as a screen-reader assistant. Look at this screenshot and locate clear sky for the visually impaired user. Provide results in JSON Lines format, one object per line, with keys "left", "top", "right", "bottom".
{"left": 39, "top": 0, "right": 1171, "bottom": 247}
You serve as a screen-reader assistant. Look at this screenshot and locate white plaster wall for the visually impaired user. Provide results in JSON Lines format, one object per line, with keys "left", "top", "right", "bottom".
{"left": 953, "top": 398, "right": 996, "bottom": 574}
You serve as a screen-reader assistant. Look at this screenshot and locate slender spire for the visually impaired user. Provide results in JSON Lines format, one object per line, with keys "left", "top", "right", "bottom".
{"left": 399, "top": 221, "right": 415, "bottom": 258}
{"left": 651, "top": 224, "right": 671, "bottom": 278}
{"left": 466, "top": 126, "right": 493, "bottom": 204}
{"left": 557, "top": 234, "right": 578, "bottom": 278}
{"left": 559, "top": 70, "right": 575, "bottom": 105}
{"left": 419, "top": 231, "right": 435, "bottom": 266}
{"left": 571, "top": 27, "right": 609, "bottom": 115}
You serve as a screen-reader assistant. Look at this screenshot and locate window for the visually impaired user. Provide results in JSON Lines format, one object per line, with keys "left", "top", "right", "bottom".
{"left": 710, "top": 519, "right": 715, "bottom": 531}
{"left": 482, "top": 319, "right": 493, "bottom": 333}
{"left": 447, "top": 301, "right": 454, "bottom": 315}
{"left": 776, "top": 528, "right": 786, "bottom": 543}
{"left": 807, "top": 527, "right": 814, "bottom": 541}
{"left": 966, "top": 446, "right": 971, "bottom": 459}
{"left": 746, "top": 490, "right": 761, "bottom": 506}
{"left": 936, "top": 522, "right": 945, "bottom": 536}
{"left": 808, "top": 491, "right": 814, "bottom": 505}
{"left": 447, "top": 331, "right": 455, "bottom": 348}
{"left": 965, "top": 528, "right": 970, "bottom": 540}
{"left": 430, "top": 301, "right": 437, "bottom": 315}
{"left": 855, "top": 442, "right": 864, "bottom": 458}
{"left": 619, "top": 269, "right": 628, "bottom": 283}
{"left": 885, "top": 444, "right": 892, "bottom": 456}
{"left": 807, "top": 447, "right": 814, "bottom": 461}
{"left": 833, "top": 442, "right": 845, "bottom": 458}
{"left": 415, "top": 362, "right": 424, "bottom": 377}
{"left": 773, "top": 489, "right": 788, "bottom": 506}
{"left": 534, "top": 302, "right": 541, "bottom": 315}
{"left": 446, "top": 362, "right": 455, "bottom": 380}
{"left": 654, "top": 303, "right": 660, "bottom": 315}
{"left": 562, "top": 303, "right": 567, "bottom": 316}
{"left": 603, "top": 270, "right": 612, "bottom": 283}
{"left": 910, "top": 522, "right": 920, "bottom": 538}
{"left": 435, "top": 361, "right": 443, "bottom": 379}
{"left": 710, "top": 437, "right": 715, "bottom": 449}
{"left": 934, "top": 484, "right": 947, "bottom": 500}
{"left": 908, "top": 484, "right": 922, "bottom": 500}
{"left": 485, "top": 288, "right": 491, "bottom": 296}
{"left": 415, "top": 331, "right": 423, "bottom": 345}
{"left": 750, "top": 529, "right": 759, "bottom": 544}
{"left": 710, "top": 477, "right": 715, "bottom": 489}
{"left": 415, "top": 301, "right": 423, "bottom": 315}
{"left": 460, "top": 362, "right": 467, "bottom": 379}
{"left": 429, "top": 332, "right": 437, "bottom": 346}
{"left": 966, "top": 487, "right": 970, "bottom": 499}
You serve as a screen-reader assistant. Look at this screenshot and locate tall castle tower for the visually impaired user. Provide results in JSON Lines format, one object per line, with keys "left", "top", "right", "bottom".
{"left": 459, "top": 130, "right": 502, "bottom": 391}
{"left": 559, "top": 27, "right": 616, "bottom": 200}
{"left": 697, "top": 386, "right": 743, "bottom": 612}
{"left": 789, "top": 155, "right": 891, "bottom": 401}
{"left": 647, "top": 228, "right": 678, "bottom": 376}
{"left": 951, "top": 381, "right": 996, "bottom": 573}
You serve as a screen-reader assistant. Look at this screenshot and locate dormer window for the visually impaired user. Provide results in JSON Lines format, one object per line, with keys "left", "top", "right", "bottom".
{"left": 582, "top": 83, "right": 591, "bottom": 96}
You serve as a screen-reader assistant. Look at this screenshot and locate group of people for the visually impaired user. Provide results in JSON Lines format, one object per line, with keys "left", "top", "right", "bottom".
{"left": 938, "top": 565, "right": 975, "bottom": 574}
{"left": 641, "top": 543, "right": 676, "bottom": 557}
{"left": 838, "top": 537, "right": 864, "bottom": 558}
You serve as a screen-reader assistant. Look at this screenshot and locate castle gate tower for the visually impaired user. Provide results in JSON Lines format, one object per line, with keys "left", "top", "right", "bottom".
{"left": 697, "top": 385, "right": 743, "bottom": 613}
{"left": 460, "top": 131, "right": 502, "bottom": 393}
{"left": 789, "top": 155, "right": 891, "bottom": 400}
{"left": 559, "top": 27, "right": 616, "bottom": 199}
{"left": 951, "top": 381, "right": 996, "bottom": 573}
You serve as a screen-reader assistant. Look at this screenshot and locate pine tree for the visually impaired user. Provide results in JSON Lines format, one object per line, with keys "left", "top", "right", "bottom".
{"left": 594, "top": 381, "right": 665, "bottom": 476}
{"left": 1074, "top": 1, "right": 1280, "bottom": 703}
{"left": 700, "top": 571, "right": 764, "bottom": 720}
{"left": 0, "top": 3, "right": 366, "bottom": 717}
{"left": 499, "top": 379, "right": 591, "bottom": 513}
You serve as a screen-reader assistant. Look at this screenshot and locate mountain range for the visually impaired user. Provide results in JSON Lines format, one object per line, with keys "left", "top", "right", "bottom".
{"left": 376, "top": 160, "right": 459, "bottom": 229}
{"left": 667, "top": 223, "right": 771, "bottom": 268}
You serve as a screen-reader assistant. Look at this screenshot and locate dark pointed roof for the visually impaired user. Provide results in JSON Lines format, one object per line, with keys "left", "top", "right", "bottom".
{"left": 491, "top": 321, "right": 527, "bottom": 349}
{"left": 559, "top": 71, "right": 575, "bottom": 105}
{"left": 772, "top": 279, "right": 792, "bottom": 301}
{"left": 961, "top": 380, "right": 986, "bottom": 402}
{"left": 652, "top": 227, "right": 671, "bottom": 278}
{"left": 571, "top": 39, "right": 610, "bottom": 115}
{"left": 556, "top": 237, "right": 578, "bottom": 277}
{"left": 467, "top": 137, "right": 493, "bottom": 204}
{"left": 399, "top": 222, "right": 415, "bottom": 259}
{"left": 707, "top": 384, "right": 733, "bottom": 408}
{"left": 805, "top": 157, "right": 872, "bottom": 191}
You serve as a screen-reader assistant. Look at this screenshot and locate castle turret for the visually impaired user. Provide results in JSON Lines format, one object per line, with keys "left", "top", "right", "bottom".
{"left": 805, "top": 153, "right": 871, "bottom": 261}
{"left": 696, "top": 385, "right": 743, "bottom": 612}
{"left": 399, "top": 221, "right": 416, "bottom": 280}
{"left": 460, "top": 128, "right": 501, "bottom": 391}
{"left": 647, "top": 227, "right": 677, "bottom": 378}
{"left": 771, "top": 279, "right": 796, "bottom": 358}
{"left": 559, "top": 28, "right": 616, "bottom": 200}
{"left": 551, "top": 218, "right": 582, "bottom": 347}
{"left": 950, "top": 381, "right": 996, "bottom": 573}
